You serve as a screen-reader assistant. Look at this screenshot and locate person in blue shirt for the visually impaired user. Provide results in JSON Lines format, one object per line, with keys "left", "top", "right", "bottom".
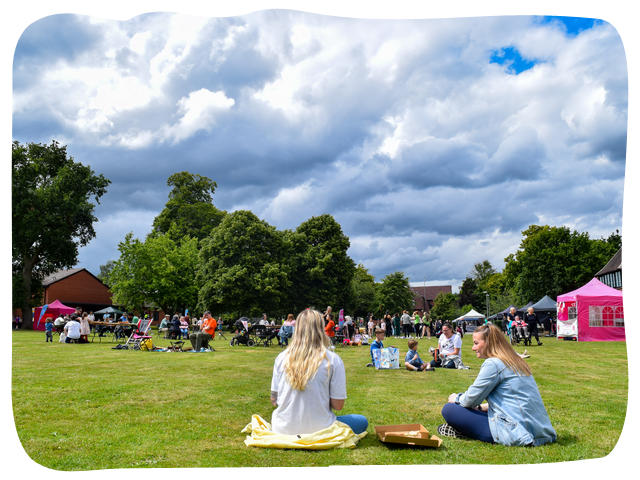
{"left": 438, "top": 323, "right": 556, "bottom": 446}
{"left": 404, "top": 339, "right": 426, "bottom": 371}
{"left": 45, "top": 317, "right": 54, "bottom": 342}
{"left": 366, "top": 328, "right": 385, "bottom": 367}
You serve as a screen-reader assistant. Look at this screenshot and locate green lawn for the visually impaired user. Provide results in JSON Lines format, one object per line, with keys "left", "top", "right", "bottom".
{"left": 11, "top": 329, "right": 628, "bottom": 470}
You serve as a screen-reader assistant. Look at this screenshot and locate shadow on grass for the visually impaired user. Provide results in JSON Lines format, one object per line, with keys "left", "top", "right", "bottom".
{"left": 377, "top": 443, "right": 448, "bottom": 452}
{"left": 554, "top": 433, "right": 579, "bottom": 446}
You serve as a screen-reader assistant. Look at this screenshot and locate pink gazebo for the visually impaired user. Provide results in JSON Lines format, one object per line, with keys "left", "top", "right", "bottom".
{"left": 556, "top": 278, "right": 624, "bottom": 342}
{"left": 33, "top": 299, "right": 77, "bottom": 331}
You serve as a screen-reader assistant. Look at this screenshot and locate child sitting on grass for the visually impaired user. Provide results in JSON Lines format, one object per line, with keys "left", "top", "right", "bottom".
{"left": 366, "top": 328, "right": 385, "bottom": 367}
{"left": 404, "top": 339, "right": 427, "bottom": 371}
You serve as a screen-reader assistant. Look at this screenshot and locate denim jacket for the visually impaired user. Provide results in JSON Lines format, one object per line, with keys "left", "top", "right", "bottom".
{"left": 457, "top": 357, "right": 556, "bottom": 446}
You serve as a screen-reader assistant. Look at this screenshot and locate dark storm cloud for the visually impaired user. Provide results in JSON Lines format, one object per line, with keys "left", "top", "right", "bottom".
{"left": 12, "top": 12, "right": 626, "bottom": 286}
{"left": 14, "top": 14, "right": 102, "bottom": 64}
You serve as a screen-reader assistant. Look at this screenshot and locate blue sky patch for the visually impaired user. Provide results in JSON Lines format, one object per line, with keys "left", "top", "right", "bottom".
{"left": 490, "top": 46, "right": 537, "bottom": 74}
{"left": 538, "top": 16, "right": 603, "bottom": 36}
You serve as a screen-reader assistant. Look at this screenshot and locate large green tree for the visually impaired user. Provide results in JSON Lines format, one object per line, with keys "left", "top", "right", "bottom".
{"left": 106, "top": 231, "right": 199, "bottom": 313}
{"left": 373, "top": 272, "right": 414, "bottom": 316}
{"left": 151, "top": 171, "right": 225, "bottom": 242}
{"left": 470, "top": 260, "right": 497, "bottom": 292}
{"left": 429, "top": 292, "right": 460, "bottom": 321}
{"left": 286, "top": 214, "right": 355, "bottom": 311}
{"left": 197, "top": 211, "right": 289, "bottom": 316}
{"left": 347, "top": 264, "right": 377, "bottom": 317}
{"left": 503, "top": 225, "right": 621, "bottom": 303}
{"left": 12, "top": 140, "right": 110, "bottom": 328}
{"left": 458, "top": 277, "right": 481, "bottom": 309}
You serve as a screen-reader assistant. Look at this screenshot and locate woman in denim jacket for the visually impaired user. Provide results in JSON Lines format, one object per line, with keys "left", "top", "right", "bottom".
{"left": 438, "top": 324, "right": 556, "bottom": 446}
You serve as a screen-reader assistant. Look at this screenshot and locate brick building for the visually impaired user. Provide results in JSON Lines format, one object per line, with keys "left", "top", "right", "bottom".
{"left": 410, "top": 285, "right": 453, "bottom": 313}
{"left": 41, "top": 268, "right": 113, "bottom": 313}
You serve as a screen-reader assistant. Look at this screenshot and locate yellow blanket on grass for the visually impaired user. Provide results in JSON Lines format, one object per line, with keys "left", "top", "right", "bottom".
{"left": 241, "top": 414, "right": 367, "bottom": 449}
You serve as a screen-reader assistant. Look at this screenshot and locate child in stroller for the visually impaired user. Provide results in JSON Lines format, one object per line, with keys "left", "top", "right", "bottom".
{"left": 231, "top": 318, "right": 254, "bottom": 346}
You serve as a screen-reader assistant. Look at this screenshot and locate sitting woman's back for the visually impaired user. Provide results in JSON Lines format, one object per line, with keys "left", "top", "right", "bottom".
{"left": 270, "top": 309, "right": 367, "bottom": 436}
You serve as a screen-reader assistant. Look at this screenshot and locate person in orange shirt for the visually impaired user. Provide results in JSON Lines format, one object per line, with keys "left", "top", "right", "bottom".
{"left": 189, "top": 311, "right": 217, "bottom": 351}
{"left": 324, "top": 316, "right": 336, "bottom": 341}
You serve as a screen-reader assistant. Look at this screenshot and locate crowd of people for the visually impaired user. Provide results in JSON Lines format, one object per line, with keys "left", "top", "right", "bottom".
{"left": 30, "top": 302, "right": 556, "bottom": 448}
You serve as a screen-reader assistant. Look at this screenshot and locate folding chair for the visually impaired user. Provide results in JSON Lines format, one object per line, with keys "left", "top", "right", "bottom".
{"left": 124, "top": 318, "right": 153, "bottom": 350}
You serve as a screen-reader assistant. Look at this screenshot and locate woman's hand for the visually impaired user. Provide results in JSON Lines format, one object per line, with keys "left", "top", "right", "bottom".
{"left": 448, "top": 393, "right": 458, "bottom": 403}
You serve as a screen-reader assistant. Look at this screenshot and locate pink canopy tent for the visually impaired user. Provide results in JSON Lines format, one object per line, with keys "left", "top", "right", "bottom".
{"left": 32, "top": 299, "right": 77, "bottom": 331}
{"left": 556, "top": 278, "right": 624, "bottom": 342}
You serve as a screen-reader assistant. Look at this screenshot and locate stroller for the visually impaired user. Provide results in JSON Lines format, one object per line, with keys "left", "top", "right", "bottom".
{"left": 230, "top": 317, "right": 255, "bottom": 346}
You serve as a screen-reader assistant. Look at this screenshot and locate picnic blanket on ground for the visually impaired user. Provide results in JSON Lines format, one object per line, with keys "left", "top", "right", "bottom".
{"left": 241, "top": 414, "right": 367, "bottom": 449}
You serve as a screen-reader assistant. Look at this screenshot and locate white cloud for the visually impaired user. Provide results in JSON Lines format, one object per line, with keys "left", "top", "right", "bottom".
{"left": 261, "top": 182, "right": 320, "bottom": 228}
{"left": 162, "top": 88, "right": 235, "bottom": 143}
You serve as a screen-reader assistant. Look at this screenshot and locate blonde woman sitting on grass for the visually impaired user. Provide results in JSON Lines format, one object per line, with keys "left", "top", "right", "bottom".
{"left": 270, "top": 309, "right": 368, "bottom": 435}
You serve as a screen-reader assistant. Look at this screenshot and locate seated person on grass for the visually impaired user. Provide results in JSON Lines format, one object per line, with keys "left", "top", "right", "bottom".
{"left": 366, "top": 328, "right": 385, "bottom": 367}
{"left": 158, "top": 314, "right": 169, "bottom": 336}
{"left": 63, "top": 316, "right": 81, "bottom": 343}
{"left": 426, "top": 322, "right": 462, "bottom": 370}
{"left": 270, "top": 309, "right": 368, "bottom": 435}
{"left": 438, "top": 324, "right": 556, "bottom": 446}
{"left": 405, "top": 339, "right": 427, "bottom": 371}
{"left": 189, "top": 311, "right": 217, "bottom": 351}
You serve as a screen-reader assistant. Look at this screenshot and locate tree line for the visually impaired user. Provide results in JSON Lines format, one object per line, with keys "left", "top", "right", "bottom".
{"left": 13, "top": 140, "right": 621, "bottom": 327}
{"left": 430, "top": 227, "right": 621, "bottom": 321}
{"left": 102, "top": 170, "right": 416, "bottom": 319}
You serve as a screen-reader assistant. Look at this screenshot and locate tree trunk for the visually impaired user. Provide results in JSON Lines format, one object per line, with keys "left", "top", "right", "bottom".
{"left": 20, "top": 258, "right": 35, "bottom": 329}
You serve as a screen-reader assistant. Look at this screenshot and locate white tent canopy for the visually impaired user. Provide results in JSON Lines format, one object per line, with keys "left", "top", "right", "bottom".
{"left": 454, "top": 309, "right": 485, "bottom": 322}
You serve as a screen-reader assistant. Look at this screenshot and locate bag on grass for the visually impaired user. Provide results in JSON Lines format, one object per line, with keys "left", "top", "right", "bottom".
{"left": 59, "top": 332, "right": 66, "bottom": 343}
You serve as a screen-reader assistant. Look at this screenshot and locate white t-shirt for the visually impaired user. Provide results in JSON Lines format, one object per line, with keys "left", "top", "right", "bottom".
{"left": 438, "top": 333, "right": 462, "bottom": 356}
{"left": 270, "top": 349, "right": 347, "bottom": 435}
{"left": 65, "top": 320, "right": 81, "bottom": 339}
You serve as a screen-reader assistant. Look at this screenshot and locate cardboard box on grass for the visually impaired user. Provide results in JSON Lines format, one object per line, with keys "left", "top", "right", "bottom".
{"left": 375, "top": 424, "right": 443, "bottom": 448}
{"left": 372, "top": 346, "right": 400, "bottom": 369}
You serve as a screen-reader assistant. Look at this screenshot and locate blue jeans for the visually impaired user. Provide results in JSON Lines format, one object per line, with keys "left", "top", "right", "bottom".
{"left": 441, "top": 403, "right": 494, "bottom": 443}
{"left": 336, "top": 414, "right": 368, "bottom": 434}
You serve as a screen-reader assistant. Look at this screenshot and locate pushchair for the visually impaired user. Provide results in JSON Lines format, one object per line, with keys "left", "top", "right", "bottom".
{"left": 230, "top": 318, "right": 255, "bottom": 346}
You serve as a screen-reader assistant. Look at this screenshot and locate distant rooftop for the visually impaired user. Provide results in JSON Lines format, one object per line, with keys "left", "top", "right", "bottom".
{"left": 595, "top": 248, "right": 622, "bottom": 276}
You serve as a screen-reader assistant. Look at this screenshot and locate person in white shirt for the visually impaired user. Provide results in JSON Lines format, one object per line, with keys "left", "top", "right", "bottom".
{"left": 426, "top": 322, "right": 463, "bottom": 370}
{"left": 63, "top": 317, "right": 81, "bottom": 343}
{"left": 270, "top": 309, "right": 368, "bottom": 436}
{"left": 259, "top": 313, "right": 270, "bottom": 326}
{"left": 53, "top": 315, "right": 65, "bottom": 334}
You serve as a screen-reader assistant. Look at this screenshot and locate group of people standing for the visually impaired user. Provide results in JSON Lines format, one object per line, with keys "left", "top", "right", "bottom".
{"left": 368, "top": 310, "right": 442, "bottom": 339}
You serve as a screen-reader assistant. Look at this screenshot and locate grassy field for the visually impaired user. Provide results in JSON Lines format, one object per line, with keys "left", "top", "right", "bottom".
{"left": 11, "top": 328, "right": 628, "bottom": 470}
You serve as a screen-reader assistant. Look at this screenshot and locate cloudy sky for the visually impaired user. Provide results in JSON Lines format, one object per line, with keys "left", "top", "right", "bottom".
{"left": 12, "top": 10, "right": 627, "bottom": 289}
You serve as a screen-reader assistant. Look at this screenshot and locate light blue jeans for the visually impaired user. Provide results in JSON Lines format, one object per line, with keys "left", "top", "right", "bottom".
{"left": 336, "top": 414, "right": 368, "bottom": 434}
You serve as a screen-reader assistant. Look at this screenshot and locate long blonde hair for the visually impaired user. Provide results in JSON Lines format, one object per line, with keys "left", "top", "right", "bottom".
{"left": 284, "top": 309, "right": 331, "bottom": 390}
{"left": 474, "top": 324, "right": 532, "bottom": 376}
